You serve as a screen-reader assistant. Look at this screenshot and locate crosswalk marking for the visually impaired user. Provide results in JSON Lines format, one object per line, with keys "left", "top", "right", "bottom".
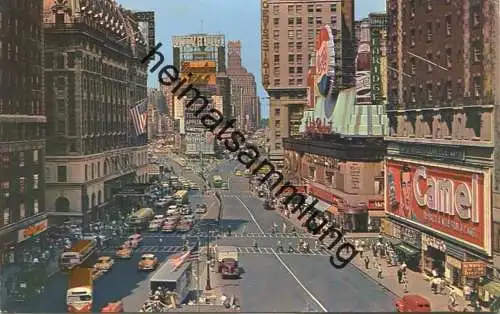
{"left": 235, "top": 246, "right": 331, "bottom": 257}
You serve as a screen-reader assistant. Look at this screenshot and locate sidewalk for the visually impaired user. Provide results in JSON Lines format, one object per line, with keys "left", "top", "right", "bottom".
{"left": 275, "top": 205, "right": 470, "bottom": 312}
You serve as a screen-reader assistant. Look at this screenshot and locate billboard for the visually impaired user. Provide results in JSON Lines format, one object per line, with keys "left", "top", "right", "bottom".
{"left": 385, "top": 159, "right": 490, "bottom": 253}
{"left": 356, "top": 71, "right": 371, "bottom": 105}
{"left": 181, "top": 61, "right": 216, "bottom": 85}
{"left": 370, "top": 29, "right": 382, "bottom": 105}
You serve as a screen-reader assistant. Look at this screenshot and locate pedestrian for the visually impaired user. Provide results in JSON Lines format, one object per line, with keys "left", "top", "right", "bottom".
{"left": 403, "top": 277, "right": 409, "bottom": 293}
{"left": 377, "top": 263, "right": 383, "bottom": 279}
{"left": 431, "top": 277, "right": 438, "bottom": 294}
{"left": 400, "top": 261, "right": 407, "bottom": 274}
{"left": 358, "top": 245, "right": 364, "bottom": 258}
{"left": 464, "top": 283, "right": 471, "bottom": 301}
{"left": 364, "top": 256, "right": 370, "bottom": 269}
{"left": 397, "top": 268, "right": 403, "bottom": 283}
{"left": 282, "top": 222, "right": 287, "bottom": 234}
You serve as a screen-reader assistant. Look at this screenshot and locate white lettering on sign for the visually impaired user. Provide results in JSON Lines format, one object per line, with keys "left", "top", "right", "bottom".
{"left": 413, "top": 166, "right": 479, "bottom": 223}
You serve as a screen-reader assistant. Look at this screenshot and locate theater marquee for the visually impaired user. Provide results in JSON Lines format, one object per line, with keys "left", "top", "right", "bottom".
{"left": 385, "top": 158, "right": 491, "bottom": 255}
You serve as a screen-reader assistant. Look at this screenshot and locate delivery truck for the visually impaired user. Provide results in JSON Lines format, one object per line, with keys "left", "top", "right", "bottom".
{"left": 215, "top": 246, "right": 240, "bottom": 279}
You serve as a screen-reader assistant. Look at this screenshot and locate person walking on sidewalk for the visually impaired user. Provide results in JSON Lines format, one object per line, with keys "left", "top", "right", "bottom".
{"left": 364, "top": 256, "right": 370, "bottom": 269}
{"left": 397, "top": 268, "right": 403, "bottom": 283}
{"left": 403, "top": 277, "right": 409, "bottom": 293}
{"left": 377, "top": 263, "right": 383, "bottom": 279}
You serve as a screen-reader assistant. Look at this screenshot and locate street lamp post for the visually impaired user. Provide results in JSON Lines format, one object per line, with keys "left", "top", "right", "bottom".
{"left": 205, "top": 225, "right": 212, "bottom": 291}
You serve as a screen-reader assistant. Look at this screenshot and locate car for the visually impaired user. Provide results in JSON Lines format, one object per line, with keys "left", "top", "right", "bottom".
{"left": 181, "top": 206, "right": 192, "bottom": 215}
{"left": 182, "top": 214, "right": 195, "bottom": 222}
{"left": 195, "top": 204, "right": 208, "bottom": 214}
{"left": 138, "top": 254, "right": 158, "bottom": 271}
{"left": 94, "top": 256, "right": 114, "bottom": 271}
{"left": 162, "top": 222, "right": 176, "bottom": 233}
{"left": 116, "top": 246, "right": 133, "bottom": 259}
{"left": 234, "top": 170, "right": 243, "bottom": 176}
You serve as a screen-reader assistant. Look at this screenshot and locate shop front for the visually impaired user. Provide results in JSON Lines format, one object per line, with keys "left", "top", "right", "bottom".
{"left": 385, "top": 158, "right": 492, "bottom": 288}
{"left": 392, "top": 224, "right": 422, "bottom": 270}
{"left": 368, "top": 200, "right": 385, "bottom": 232}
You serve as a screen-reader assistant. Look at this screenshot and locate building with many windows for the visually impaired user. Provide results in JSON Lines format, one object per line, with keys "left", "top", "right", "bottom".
{"left": 384, "top": 0, "right": 498, "bottom": 291}
{"left": 0, "top": 0, "right": 48, "bottom": 281}
{"left": 42, "top": 0, "right": 153, "bottom": 225}
{"left": 261, "top": 0, "right": 355, "bottom": 164}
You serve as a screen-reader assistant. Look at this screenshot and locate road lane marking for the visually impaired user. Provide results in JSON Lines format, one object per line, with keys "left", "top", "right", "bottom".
{"left": 271, "top": 248, "right": 328, "bottom": 312}
{"left": 235, "top": 195, "right": 265, "bottom": 234}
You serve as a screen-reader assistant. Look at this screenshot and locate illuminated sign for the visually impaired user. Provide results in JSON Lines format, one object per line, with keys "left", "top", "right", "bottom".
{"left": 181, "top": 60, "right": 216, "bottom": 85}
{"left": 370, "top": 29, "right": 382, "bottom": 105}
{"left": 18, "top": 219, "right": 48, "bottom": 243}
{"left": 262, "top": 1, "right": 270, "bottom": 88}
{"left": 386, "top": 160, "right": 488, "bottom": 252}
{"left": 172, "top": 35, "right": 224, "bottom": 48}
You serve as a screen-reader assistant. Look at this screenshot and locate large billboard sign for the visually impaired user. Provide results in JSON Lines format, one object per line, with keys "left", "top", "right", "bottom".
{"left": 370, "top": 29, "right": 382, "bottom": 105}
{"left": 385, "top": 159, "right": 490, "bottom": 254}
{"left": 315, "top": 26, "right": 336, "bottom": 81}
{"left": 181, "top": 60, "right": 216, "bottom": 85}
{"left": 173, "top": 35, "right": 224, "bottom": 48}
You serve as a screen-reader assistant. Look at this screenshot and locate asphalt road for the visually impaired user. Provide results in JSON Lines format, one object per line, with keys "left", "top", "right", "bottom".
{"left": 9, "top": 157, "right": 397, "bottom": 312}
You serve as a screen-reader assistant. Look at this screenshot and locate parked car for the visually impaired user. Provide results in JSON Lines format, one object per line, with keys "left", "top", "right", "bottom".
{"left": 138, "top": 254, "right": 159, "bottom": 271}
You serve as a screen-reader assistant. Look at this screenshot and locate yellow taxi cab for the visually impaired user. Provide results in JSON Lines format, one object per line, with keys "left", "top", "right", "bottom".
{"left": 92, "top": 268, "right": 104, "bottom": 281}
{"left": 234, "top": 170, "right": 243, "bottom": 176}
{"left": 94, "top": 256, "right": 114, "bottom": 271}
{"left": 116, "top": 246, "right": 133, "bottom": 259}
{"left": 138, "top": 253, "right": 158, "bottom": 271}
{"left": 128, "top": 234, "right": 143, "bottom": 246}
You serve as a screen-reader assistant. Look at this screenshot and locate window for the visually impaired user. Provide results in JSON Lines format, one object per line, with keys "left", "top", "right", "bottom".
{"left": 308, "top": 29, "right": 314, "bottom": 39}
{"left": 331, "top": 16, "right": 337, "bottom": 25}
{"left": 275, "top": 143, "right": 282, "bottom": 150}
{"left": 33, "top": 150, "right": 38, "bottom": 163}
{"left": 315, "top": 4, "right": 322, "bottom": 12}
{"left": 273, "top": 30, "right": 279, "bottom": 38}
{"left": 275, "top": 120, "right": 281, "bottom": 128}
{"left": 85, "top": 164, "right": 88, "bottom": 180}
{"left": 297, "top": 79, "right": 303, "bottom": 85}
{"left": 295, "top": 30, "right": 302, "bottom": 39}
{"left": 426, "top": 0, "right": 432, "bottom": 11}
{"left": 427, "top": 83, "right": 433, "bottom": 101}
{"left": 316, "top": 17, "right": 322, "bottom": 25}
{"left": 307, "top": 5, "right": 313, "bottom": 13}
{"left": 3, "top": 208, "right": 9, "bottom": 225}
{"left": 33, "top": 174, "right": 39, "bottom": 189}
{"left": 274, "top": 79, "right": 280, "bottom": 86}
{"left": 57, "top": 99, "right": 65, "bottom": 113}
{"left": 296, "top": 17, "right": 302, "bottom": 24}
{"left": 19, "top": 203, "right": 25, "bottom": 219}
{"left": 295, "top": 5, "right": 302, "bottom": 13}
{"left": 288, "top": 30, "right": 294, "bottom": 39}
{"left": 275, "top": 131, "right": 281, "bottom": 137}
{"left": 473, "top": 77, "right": 481, "bottom": 97}
{"left": 1, "top": 181, "right": 9, "bottom": 197}
{"left": 19, "top": 177, "right": 24, "bottom": 193}
{"left": 57, "top": 165, "right": 67, "bottom": 182}
{"left": 446, "top": 48, "right": 452, "bottom": 67}
{"left": 297, "top": 67, "right": 303, "bottom": 74}
{"left": 426, "top": 22, "right": 433, "bottom": 41}
{"left": 273, "top": 42, "right": 280, "bottom": 50}
{"left": 308, "top": 41, "right": 314, "bottom": 49}
{"left": 288, "top": 54, "right": 295, "bottom": 62}
{"left": 472, "top": 11, "right": 480, "bottom": 27}
{"left": 289, "top": 67, "right": 295, "bottom": 74}
{"left": 410, "top": 58, "right": 416, "bottom": 75}
{"left": 410, "top": 29, "right": 416, "bottom": 47}
{"left": 274, "top": 108, "right": 280, "bottom": 116}
{"left": 33, "top": 199, "right": 39, "bottom": 214}
{"left": 97, "top": 162, "right": 100, "bottom": 177}
{"left": 445, "top": 15, "right": 452, "bottom": 36}
{"left": 18, "top": 152, "right": 24, "bottom": 167}
{"left": 273, "top": 5, "right": 279, "bottom": 14}
{"left": 288, "top": 5, "right": 294, "bottom": 13}
{"left": 57, "top": 120, "right": 65, "bottom": 134}
{"left": 288, "top": 41, "right": 294, "bottom": 49}
{"left": 473, "top": 44, "right": 481, "bottom": 63}
{"left": 446, "top": 80, "right": 453, "bottom": 100}
{"left": 273, "top": 18, "right": 279, "bottom": 26}
{"left": 330, "top": 3, "right": 337, "bottom": 12}
{"left": 289, "top": 78, "right": 295, "bottom": 85}
{"left": 274, "top": 54, "right": 280, "bottom": 63}
{"left": 91, "top": 163, "right": 95, "bottom": 179}
{"left": 288, "top": 18, "right": 294, "bottom": 25}
{"left": 296, "top": 55, "right": 303, "bottom": 63}
{"left": 410, "top": 87, "right": 416, "bottom": 102}
{"left": 296, "top": 42, "right": 302, "bottom": 50}
{"left": 273, "top": 66, "right": 280, "bottom": 75}
{"left": 308, "top": 17, "right": 314, "bottom": 25}
{"left": 410, "top": 0, "right": 415, "bottom": 17}
{"left": 427, "top": 52, "right": 433, "bottom": 73}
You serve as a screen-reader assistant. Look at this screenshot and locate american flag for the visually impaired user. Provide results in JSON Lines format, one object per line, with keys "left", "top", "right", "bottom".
{"left": 129, "top": 99, "right": 147, "bottom": 135}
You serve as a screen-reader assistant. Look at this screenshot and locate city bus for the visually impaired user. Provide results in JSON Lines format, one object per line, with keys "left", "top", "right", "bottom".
{"left": 173, "top": 190, "right": 189, "bottom": 204}
{"left": 212, "top": 175, "right": 223, "bottom": 188}
{"left": 67, "top": 267, "right": 93, "bottom": 312}
{"left": 59, "top": 240, "right": 97, "bottom": 271}
{"left": 150, "top": 255, "right": 192, "bottom": 306}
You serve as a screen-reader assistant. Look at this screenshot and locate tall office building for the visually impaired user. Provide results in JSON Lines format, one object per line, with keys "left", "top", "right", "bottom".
{"left": 261, "top": 0, "right": 355, "bottom": 164}
{"left": 0, "top": 0, "right": 47, "bottom": 279}
{"left": 227, "top": 41, "right": 258, "bottom": 132}
{"left": 385, "top": 0, "right": 498, "bottom": 285}
{"left": 42, "top": 0, "right": 153, "bottom": 225}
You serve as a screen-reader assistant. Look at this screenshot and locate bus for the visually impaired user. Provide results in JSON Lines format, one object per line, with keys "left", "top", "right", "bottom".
{"left": 127, "top": 208, "right": 155, "bottom": 231}
{"left": 150, "top": 256, "right": 192, "bottom": 306}
{"left": 212, "top": 175, "right": 223, "bottom": 188}
{"left": 67, "top": 267, "right": 93, "bottom": 312}
{"left": 60, "top": 240, "right": 97, "bottom": 271}
{"left": 173, "top": 190, "right": 189, "bottom": 204}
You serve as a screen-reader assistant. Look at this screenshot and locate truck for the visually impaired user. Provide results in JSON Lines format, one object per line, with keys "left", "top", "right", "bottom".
{"left": 215, "top": 246, "right": 240, "bottom": 279}
{"left": 60, "top": 240, "right": 97, "bottom": 271}
{"left": 67, "top": 267, "right": 93, "bottom": 312}
{"left": 149, "top": 258, "right": 192, "bottom": 306}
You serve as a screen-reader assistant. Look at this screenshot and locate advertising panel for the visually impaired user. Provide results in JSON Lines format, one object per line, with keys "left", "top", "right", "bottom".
{"left": 370, "top": 29, "right": 382, "bottom": 105}
{"left": 172, "top": 35, "right": 224, "bottom": 48}
{"left": 181, "top": 61, "right": 216, "bottom": 85}
{"left": 356, "top": 71, "right": 371, "bottom": 105}
{"left": 18, "top": 219, "right": 48, "bottom": 243}
{"left": 262, "top": 1, "right": 270, "bottom": 88}
{"left": 385, "top": 159, "right": 489, "bottom": 253}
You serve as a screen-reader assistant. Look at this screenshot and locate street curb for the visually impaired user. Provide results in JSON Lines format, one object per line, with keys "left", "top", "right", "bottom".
{"left": 348, "top": 261, "right": 401, "bottom": 298}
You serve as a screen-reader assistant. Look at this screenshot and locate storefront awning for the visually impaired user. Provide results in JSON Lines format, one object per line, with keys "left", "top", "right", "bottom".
{"left": 395, "top": 243, "right": 420, "bottom": 256}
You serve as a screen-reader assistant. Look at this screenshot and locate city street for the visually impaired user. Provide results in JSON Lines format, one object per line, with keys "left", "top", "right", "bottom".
{"left": 10, "top": 159, "right": 396, "bottom": 312}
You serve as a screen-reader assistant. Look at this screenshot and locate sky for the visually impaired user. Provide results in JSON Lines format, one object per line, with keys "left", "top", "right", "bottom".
{"left": 119, "top": 0, "right": 387, "bottom": 118}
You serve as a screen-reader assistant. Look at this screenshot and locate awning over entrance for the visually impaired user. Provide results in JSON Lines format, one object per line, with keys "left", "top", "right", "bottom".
{"left": 395, "top": 243, "right": 420, "bottom": 256}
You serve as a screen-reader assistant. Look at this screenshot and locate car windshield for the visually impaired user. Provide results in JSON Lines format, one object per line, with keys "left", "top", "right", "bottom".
{"left": 142, "top": 256, "right": 153, "bottom": 261}
{"left": 68, "top": 295, "right": 92, "bottom": 303}
{"left": 98, "top": 257, "right": 109, "bottom": 262}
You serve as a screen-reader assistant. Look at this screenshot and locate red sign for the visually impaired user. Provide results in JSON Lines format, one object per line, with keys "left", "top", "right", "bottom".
{"left": 368, "top": 200, "right": 384, "bottom": 210}
{"left": 308, "top": 183, "right": 339, "bottom": 205}
{"left": 385, "top": 160, "right": 486, "bottom": 249}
